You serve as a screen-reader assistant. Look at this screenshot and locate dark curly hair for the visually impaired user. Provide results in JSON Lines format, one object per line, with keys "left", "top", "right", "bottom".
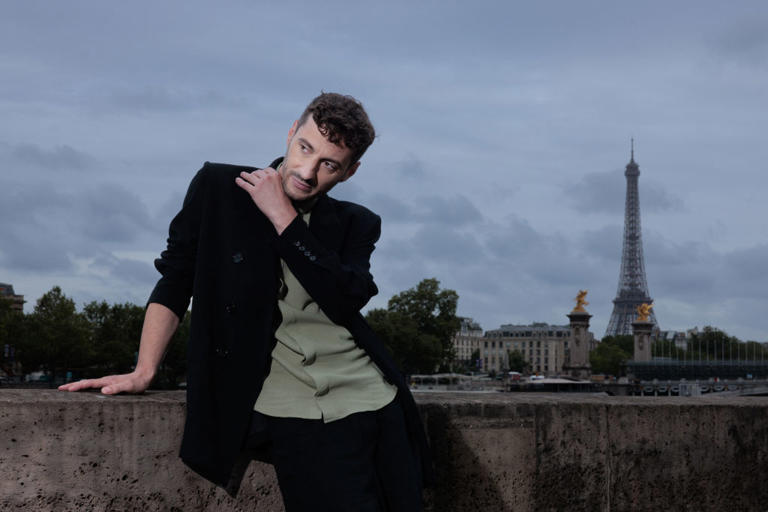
{"left": 297, "top": 92, "right": 376, "bottom": 166}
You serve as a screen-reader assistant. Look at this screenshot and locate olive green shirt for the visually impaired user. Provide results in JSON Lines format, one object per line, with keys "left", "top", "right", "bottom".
{"left": 254, "top": 212, "right": 396, "bottom": 423}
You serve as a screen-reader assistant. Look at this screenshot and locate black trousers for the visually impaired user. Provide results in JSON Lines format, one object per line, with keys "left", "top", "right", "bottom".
{"left": 250, "top": 397, "right": 422, "bottom": 512}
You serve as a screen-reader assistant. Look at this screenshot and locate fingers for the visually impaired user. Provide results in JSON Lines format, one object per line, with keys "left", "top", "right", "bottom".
{"left": 59, "top": 377, "right": 111, "bottom": 392}
{"left": 58, "top": 374, "right": 146, "bottom": 395}
{"left": 237, "top": 168, "right": 277, "bottom": 185}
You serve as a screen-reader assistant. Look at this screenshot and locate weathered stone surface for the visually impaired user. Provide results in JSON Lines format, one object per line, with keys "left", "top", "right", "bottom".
{"left": 1, "top": 390, "right": 767, "bottom": 511}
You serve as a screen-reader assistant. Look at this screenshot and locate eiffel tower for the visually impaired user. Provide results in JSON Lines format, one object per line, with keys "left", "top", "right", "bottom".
{"left": 605, "top": 141, "right": 658, "bottom": 336}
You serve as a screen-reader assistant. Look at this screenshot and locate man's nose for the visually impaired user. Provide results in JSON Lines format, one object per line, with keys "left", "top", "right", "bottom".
{"left": 296, "top": 160, "right": 319, "bottom": 183}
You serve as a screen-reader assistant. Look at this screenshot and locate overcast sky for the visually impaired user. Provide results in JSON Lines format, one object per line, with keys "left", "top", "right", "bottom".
{"left": 1, "top": 1, "right": 766, "bottom": 341}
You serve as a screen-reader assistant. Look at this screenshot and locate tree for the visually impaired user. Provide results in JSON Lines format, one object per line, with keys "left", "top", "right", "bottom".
{"left": 470, "top": 349, "right": 480, "bottom": 369}
{"left": 590, "top": 335, "right": 633, "bottom": 376}
{"left": 366, "top": 309, "right": 442, "bottom": 375}
{"left": 0, "top": 298, "right": 27, "bottom": 379}
{"left": 82, "top": 301, "right": 145, "bottom": 377}
{"left": 507, "top": 349, "right": 530, "bottom": 373}
{"left": 366, "top": 278, "right": 459, "bottom": 374}
{"left": 19, "top": 286, "right": 90, "bottom": 384}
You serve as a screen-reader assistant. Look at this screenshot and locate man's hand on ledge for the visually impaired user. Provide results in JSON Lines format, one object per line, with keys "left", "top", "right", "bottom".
{"left": 58, "top": 369, "right": 154, "bottom": 395}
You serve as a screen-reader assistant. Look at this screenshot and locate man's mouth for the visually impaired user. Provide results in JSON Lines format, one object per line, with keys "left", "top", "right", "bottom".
{"left": 291, "top": 175, "right": 313, "bottom": 193}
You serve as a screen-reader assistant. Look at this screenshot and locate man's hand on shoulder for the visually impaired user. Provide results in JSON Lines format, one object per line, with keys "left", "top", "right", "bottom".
{"left": 58, "top": 369, "right": 154, "bottom": 395}
{"left": 235, "top": 167, "right": 297, "bottom": 235}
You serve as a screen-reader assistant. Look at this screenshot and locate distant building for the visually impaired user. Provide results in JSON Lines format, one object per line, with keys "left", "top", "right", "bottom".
{"left": 484, "top": 322, "right": 581, "bottom": 375}
{"left": 0, "top": 283, "right": 24, "bottom": 312}
{"left": 451, "top": 317, "right": 483, "bottom": 367}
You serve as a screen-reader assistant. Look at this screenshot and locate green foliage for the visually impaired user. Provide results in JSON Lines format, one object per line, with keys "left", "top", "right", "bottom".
{"left": 366, "top": 308, "right": 442, "bottom": 375}
{"left": 82, "top": 301, "right": 145, "bottom": 377}
{"left": 3, "top": 286, "right": 189, "bottom": 389}
{"left": 507, "top": 349, "right": 530, "bottom": 373}
{"left": 0, "top": 298, "right": 27, "bottom": 377}
{"left": 19, "top": 287, "right": 91, "bottom": 383}
{"left": 470, "top": 348, "right": 480, "bottom": 366}
{"left": 590, "top": 335, "right": 633, "bottom": 376}
{"left": 601, "top": 335, "right": 634, "bottom": 355}
{"left": 685, "top": 326, "right": 766, "bottom": 361}
{"left": 366, "top": 278, "right": 459, "bottom": 374}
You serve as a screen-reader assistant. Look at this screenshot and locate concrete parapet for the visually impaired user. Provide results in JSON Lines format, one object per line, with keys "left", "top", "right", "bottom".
{"left": 2, "top": 390, "right": 768, "bottom": 511}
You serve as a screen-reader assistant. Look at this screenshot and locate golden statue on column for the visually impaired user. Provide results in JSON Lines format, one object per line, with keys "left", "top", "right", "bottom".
{"left": 636, "top": 303, "right": 653, "bottom": 322}
{"left": 572, "top": 290, "right": 589, "bottom": 313}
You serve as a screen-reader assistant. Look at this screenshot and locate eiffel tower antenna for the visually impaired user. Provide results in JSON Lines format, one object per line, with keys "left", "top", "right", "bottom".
{"left": 605, "top": 142, "right": 658, "bottom": 336}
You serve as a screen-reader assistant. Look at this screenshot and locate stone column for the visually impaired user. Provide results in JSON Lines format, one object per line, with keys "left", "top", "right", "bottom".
{"left": 632, "top": 321, "right": 654, "bottom": 362}
{"left": 563, "top": 312, "right": 592, "bottom": 379}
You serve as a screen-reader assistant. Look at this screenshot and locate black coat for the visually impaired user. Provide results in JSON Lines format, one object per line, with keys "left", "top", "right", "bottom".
{"left": 148, "top": 159, "right": 433, "bottom": 492}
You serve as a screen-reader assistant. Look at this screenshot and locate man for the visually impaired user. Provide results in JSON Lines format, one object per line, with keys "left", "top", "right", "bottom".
{"left": 60, "top": 93, "right": 432, "bottom": 511}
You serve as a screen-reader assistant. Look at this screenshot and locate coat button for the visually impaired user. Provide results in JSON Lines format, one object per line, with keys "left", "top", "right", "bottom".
{"left": 232, "top": 252, "right": 244, "bottom": 263}
{"left": 304, "top": 251, "right": 311, "bottom": 257}
{"left": 309, "top": 255, "right": 316, "bottom": 261}
{"left": 294, "top": 241, "right": 301, "bottom": 247}
{"left": 298, "top": 245, "right": 305, "bottom": 251}
{"left": 225, "top": 303, "right": 237, "bottom": 314}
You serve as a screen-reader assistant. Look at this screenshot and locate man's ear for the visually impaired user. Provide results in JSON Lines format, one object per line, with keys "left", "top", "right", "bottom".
{"left": 340, "top": 161, "right": 360, "bottom": 182}
{"left": 286, "top": 120, "right": 298, "bottom": 146}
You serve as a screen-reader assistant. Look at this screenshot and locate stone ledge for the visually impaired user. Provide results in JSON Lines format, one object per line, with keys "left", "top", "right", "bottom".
{"left": 2, "top": 390, "right": 767, "bottom": 511}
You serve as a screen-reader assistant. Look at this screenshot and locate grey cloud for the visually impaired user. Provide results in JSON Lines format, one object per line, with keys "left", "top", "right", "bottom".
{"left": 350, "top": 192, "right": 483, "bottom": 227}
{"left": 153, "top": 191, "right": 185, "bottom": 229}
{"left": 396, "top": 155, "right": 427, "bottom": 179}
{"left": 578, "top": 225, "right": 622, "bottom": 263}
{"left": 80, "top": 184, "right": 154, "bottom": 244}
{"left": 409, "top": 226, "right": 483, "bottom": 264}
{"left": 97, "top": 86, "right": 247, "bottom": 113}
{"left": 366, "top": 194, "right": 416, "bottom": 223}
{"left": 723, "top": 244, "right": 768, "bottom": 298}
{"left": 94, "top": 254, "right": 158, "bottom": 288}
{"left": 1, "top": 141, "right": 94, "bottom": 170}
{"left": 565, "top": 169, "right": 683, "bottom": 215}
{"left": 415, "top": 195, "right": 483, "bottom": 226}
{"left": 0, "top": 228, "right": 72, "bottom": 271}
{"left": 712, "top": 18, "right": 768, "bottom": 65}
{"left": 0, "top": 180, "right": 155, "bottom": 271}
{"left": 485, "top": 216, "right": 549, "bottom": 260}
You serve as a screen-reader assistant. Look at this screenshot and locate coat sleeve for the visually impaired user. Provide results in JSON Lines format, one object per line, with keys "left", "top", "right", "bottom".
{"left": 147, "top": 166, "right": 207, "bottom": 320}
{"left": 274, "top": 207, "right": 380, "bottom": 325}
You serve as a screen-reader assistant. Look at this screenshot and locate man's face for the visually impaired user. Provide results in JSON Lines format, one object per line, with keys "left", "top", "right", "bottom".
{"left": 279, "top": 116, "right": 359, "bottom": 204}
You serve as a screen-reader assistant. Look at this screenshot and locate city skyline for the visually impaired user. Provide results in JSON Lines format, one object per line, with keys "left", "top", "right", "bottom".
{"left": 1, "top": 1, "right": 766, "bottom": 341}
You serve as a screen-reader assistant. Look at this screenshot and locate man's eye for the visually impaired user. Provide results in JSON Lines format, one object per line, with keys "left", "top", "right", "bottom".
{"left": 324, "top": 162, "right": 339, "bottom": 171}
{"left": 300, "top": 144, "right": 309, "bottom": 153}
